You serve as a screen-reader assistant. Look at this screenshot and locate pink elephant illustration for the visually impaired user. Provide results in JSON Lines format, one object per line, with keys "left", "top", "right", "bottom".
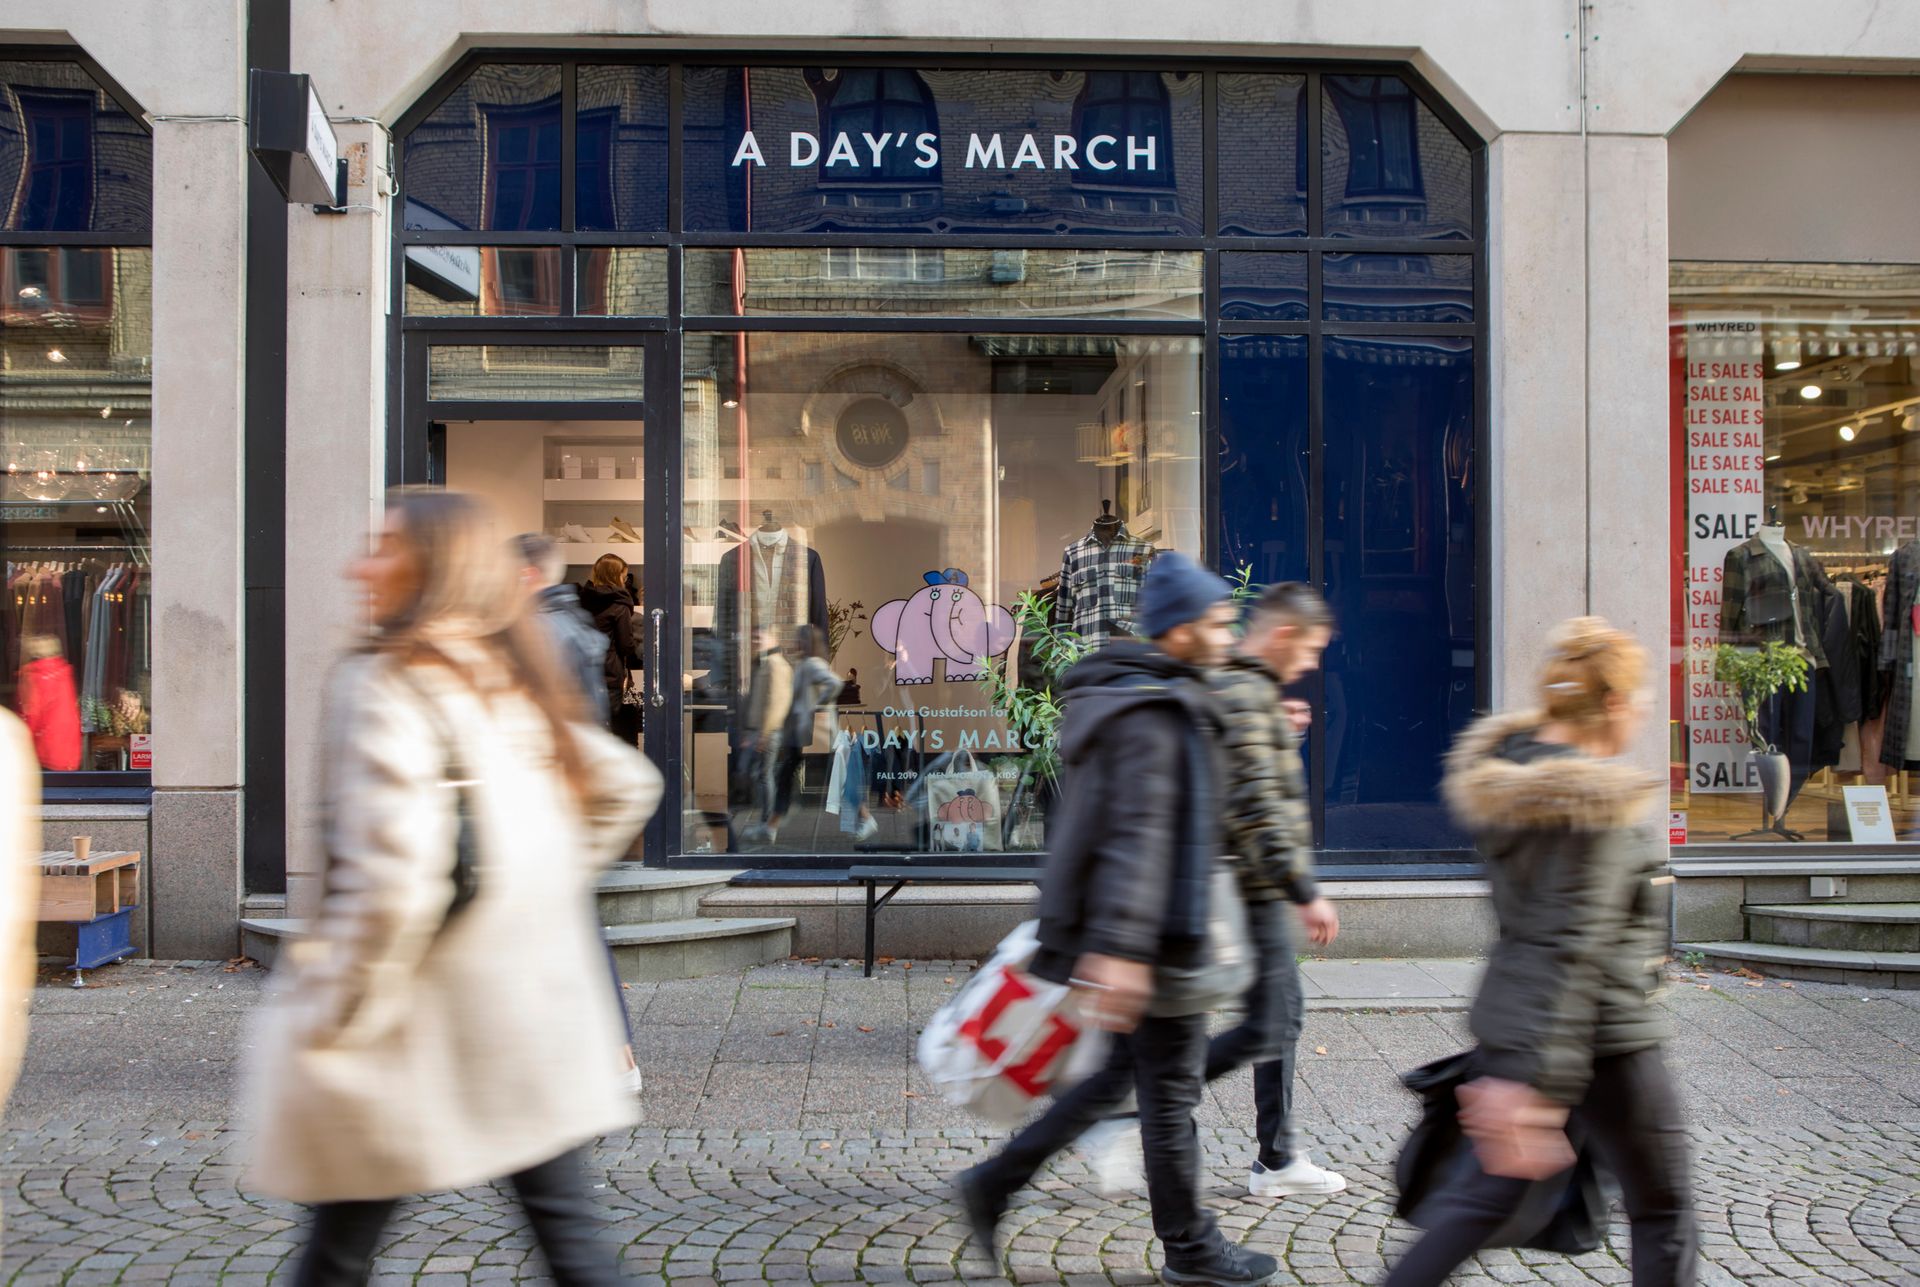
{"left": 870, "top": 569, "right": 1017, "bottom": 685}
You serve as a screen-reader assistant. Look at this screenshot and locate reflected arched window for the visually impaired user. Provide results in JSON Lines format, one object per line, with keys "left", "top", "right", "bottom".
{"left": 1327, "top": 75, "right": 1420, "bottom": 198}
{"left": 1074, "top": 72, "right": 1174, "bottom": 188}
{"left": 0, "top": 60, "right": 150, "bottom": 232}
{"left": 819, "top": 69, "right": 939, "bottom": 183}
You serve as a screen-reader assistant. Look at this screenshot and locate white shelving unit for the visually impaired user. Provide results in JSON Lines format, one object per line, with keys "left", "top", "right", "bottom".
{"left": 545, "top": 477, "right": 645, "bottom": 502}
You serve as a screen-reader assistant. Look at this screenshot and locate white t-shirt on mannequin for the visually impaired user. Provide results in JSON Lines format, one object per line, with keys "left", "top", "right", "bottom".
{"left": 1758, "top": 523, "right": 1794, "bottom": 581}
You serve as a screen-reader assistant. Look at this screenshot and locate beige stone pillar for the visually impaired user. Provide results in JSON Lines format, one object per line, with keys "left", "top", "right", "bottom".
{"left": 1486, "top": 131, "right": 1590, "bottom": 710}
{"left": 282, "top": 125, "right": 393, "bottom": 921}
{"left": 147, "top": 118, "right": 248, "bottom": 959}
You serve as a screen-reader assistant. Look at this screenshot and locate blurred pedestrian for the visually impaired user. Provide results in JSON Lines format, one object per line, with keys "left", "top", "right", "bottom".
{"left": 515, "top": 533, "right": 642, "bottom": 1096}
{"left": 1201, "top": 581, "right": 1343, "bottom": 1196}
{"left": 745, "top": 624, "right": 841, "bottom": 845}
{"left": 956, "top": 552, "right": 1280, "bottom": 1287}
{"left": 1384, "top": 616, "right": 1695, "bottom": 1287}
{"left": 737, "top": 625, "right": 791, "bottom": 841}
{"left": 249, "top": 489, "right": 660, "bottom": 1286}
{"left": 0, "top": 709, "right": 42, "bottom": 1251}
{"left": 579, "top": 553, "right": 643, "bottom": 747}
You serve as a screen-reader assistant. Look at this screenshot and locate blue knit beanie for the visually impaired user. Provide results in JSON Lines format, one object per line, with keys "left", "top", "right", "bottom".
{"left": 1134, "top": 551, "right": 1231, "bottom": 639}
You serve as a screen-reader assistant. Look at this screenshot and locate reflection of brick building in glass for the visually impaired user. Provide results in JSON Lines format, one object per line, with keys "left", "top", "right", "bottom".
{"left": 683, "top": 67, "right": 1203, "bottom": 236}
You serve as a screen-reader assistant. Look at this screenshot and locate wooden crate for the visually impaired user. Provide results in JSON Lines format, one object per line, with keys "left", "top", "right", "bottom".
{"left": 36, "top": 851, "right": 141, "bottom": 924}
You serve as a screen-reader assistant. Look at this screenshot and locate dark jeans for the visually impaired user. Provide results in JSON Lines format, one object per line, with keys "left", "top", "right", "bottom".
{"left": 970, "top": 1011, "right": 1221, "bottom": 1267}
{"left": 1384, "top": 1047, "right": 1697, "bottom": 1287}
{"left": 771, "top": 746, "right": 803, "bottom": 818}
{"left": 293, "top": 1148, "right": 618, "bottom": 1287}
{"left": 1202, "top": 898, "right": 1303, "bottom": 1170}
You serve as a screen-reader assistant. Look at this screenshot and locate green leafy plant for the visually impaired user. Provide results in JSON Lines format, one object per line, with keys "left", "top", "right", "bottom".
{"left": 979, "top": 590, "right": 1089, "bottom": 786}
{"left": 1711, "top": 642, "right": 1811, "bottom": 755}
{"left": 1681, "top": 949, "right": 1707, "bottom": 970}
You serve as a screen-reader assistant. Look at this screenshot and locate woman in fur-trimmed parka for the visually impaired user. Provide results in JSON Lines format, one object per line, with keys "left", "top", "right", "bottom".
{"left": 1384, "top": 617, "right": 1698, "bottom": 1287}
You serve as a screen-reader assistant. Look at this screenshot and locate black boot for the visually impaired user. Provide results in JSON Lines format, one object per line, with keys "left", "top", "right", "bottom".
{"left": 1162, "top": 1240, "right": 1280, "bottom": 1286}
{"left": 953, "top": 1165, "right": 1006, "bottom": 1273}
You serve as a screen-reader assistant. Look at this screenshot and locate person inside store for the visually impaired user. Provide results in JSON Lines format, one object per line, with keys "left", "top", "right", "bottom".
{"left": 248, "top": 489, "right": 659, "bottom": 1286}
{"left": 578, "top": 553, "right": 644, "bottom": 748}
{"left": 1384, "top": 617, "right": 1696, "bottom": 1287}
{"left": 16, "top": 634, "right": 82, "bottom": 771}
{"left": 742, "top": 623, "right": 843, "bottom": 846}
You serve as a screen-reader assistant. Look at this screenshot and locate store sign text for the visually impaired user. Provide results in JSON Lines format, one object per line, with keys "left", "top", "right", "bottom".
{"left": 730, "top": 130, "right": 1160, "bottom": 173}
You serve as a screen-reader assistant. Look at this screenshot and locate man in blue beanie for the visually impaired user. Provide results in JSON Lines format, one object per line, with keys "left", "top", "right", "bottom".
{"left": 957, "top": 552, "right": 1280, "bottom": 1286}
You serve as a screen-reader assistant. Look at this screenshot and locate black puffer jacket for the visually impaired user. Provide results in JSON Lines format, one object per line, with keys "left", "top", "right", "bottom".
{"left": 577, "top": 583, "right": 643, "bottom": 700}
{"left": 1208, "top": 655, "right": 1317, "bottom": 905}
{"left": 1443, "top": 711, "right": 1672, "bottom": 1106}
{"left": 1031, "top": 642, "right": 1223, "bottom": 992}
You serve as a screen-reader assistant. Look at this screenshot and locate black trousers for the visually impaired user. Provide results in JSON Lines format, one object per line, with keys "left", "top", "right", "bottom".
{"left": 972, "top": 1011, "right": 1222, "bottom": 1267}
{"left": 1384, "top": 1047, "right": 1697, "bottom": 1287}
{"left": 1202, "top": 898, "right": 1303, "bottom": 1170}
{"left": 292, "top": 1148, "right": 619, "bottom": 1287}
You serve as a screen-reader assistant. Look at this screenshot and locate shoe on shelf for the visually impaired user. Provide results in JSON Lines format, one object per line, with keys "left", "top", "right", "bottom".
{"left": 1248, "top": 1154, "right": 1347, "bottom": 1198}
{"left": 1162, "top": 1241, "right": 1279, "bottom": 1286}
{"left": 558, "top": 523, "right": 594, "bottom": 544}
{"left": 854, "top": 814, "right": 880, "bottom": 842}
{"left": 953, "top": 1166, "right": 1005, "bottom": 1274}
{"left": 1081, "top": 1116, "right": 1145, "bottom": 1197}
{"left": 609, "top": 516, "right": 642, "bottom": 543}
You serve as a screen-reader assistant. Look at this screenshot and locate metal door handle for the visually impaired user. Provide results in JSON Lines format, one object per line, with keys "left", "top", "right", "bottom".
{"left": 650, "top": 608, "right": 665, "bottom": 707}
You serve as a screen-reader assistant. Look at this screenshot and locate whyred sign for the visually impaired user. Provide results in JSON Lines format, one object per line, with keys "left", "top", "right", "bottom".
{"left": 129, "top": 734, "right": 152, "bottom": 771}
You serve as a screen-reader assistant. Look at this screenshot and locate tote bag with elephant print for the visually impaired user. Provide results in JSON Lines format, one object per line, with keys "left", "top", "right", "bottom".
{"left": 924, "top": 753, "right": 1003, "bottom": 853}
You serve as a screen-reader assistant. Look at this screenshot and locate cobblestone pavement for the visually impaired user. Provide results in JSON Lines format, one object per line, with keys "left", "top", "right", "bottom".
{"left": 2, "top": 959, "right": 1916, "bottom": 1285}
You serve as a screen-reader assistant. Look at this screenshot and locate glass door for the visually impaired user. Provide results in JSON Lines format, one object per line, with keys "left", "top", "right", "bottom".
{"left": 404, "top": 332, "right": 679, "bottom": 861}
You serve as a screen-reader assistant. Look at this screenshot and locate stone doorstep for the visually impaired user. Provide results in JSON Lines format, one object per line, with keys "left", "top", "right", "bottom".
{"left": 1670, "top": 855, "right": 1920, "bottom": 877}
{"left": 1745, "top": 901, "right": 1920, "bottom": 923}
{"left": 699, "top": 878, "right": 1493, "bottom": 908}
{"left": 1678, "top": 939, "right": 1920, "bottom": 974}
{"left": 602, "top": 915, "right": 796, "bottom": 946}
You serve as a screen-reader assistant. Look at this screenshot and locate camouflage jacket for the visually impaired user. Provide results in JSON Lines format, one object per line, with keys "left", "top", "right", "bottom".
{"left": 1206, "top": 654, "right": 1319, "bottom": 905}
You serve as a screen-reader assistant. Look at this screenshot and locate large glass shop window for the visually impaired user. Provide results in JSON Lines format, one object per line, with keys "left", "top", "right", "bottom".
{"left": 1, "top": 60, "right": 153, "bottom": 775}
{"left": 1671, "top": 262, "right": 1920, "bottom": 844}
{"left": 680, "top": 331, "right": 1203, "bottom": 855}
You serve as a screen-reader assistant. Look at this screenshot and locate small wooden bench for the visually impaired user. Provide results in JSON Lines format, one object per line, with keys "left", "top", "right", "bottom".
{"left": 36, "top": 850, "right": 141, "bottom": 971}
{"left": 847, "top": 864, "right": 1040, "bottom": 977}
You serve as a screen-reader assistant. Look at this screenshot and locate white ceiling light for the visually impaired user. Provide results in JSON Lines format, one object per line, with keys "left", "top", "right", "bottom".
{"left": 1765, "top": 453, "right": 1782, "bottom": 462}
{"left": 1839, "top": 424, "right": 1857, "bottom": 442}
{"left": 1800, "top": 384, "right": 1823, "bottom": 400}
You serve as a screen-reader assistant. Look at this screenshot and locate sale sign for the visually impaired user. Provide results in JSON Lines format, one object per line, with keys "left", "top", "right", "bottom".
{"left": 1683, "top": 315, "right": 1766, "bottom": 793}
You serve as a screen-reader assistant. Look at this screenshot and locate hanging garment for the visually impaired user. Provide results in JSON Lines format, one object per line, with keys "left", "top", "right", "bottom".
{"left": 17, "top": 655, "right": 82, "bottom": 771}
{"left": 1053, "top": 529, "right": 1156, "bottom": 649}
{"left": 1758, "top": 682, "right": 1818, "bottom": 811}
{"left": 1879, "top": 543, "right": 1920, "bottom": 770}
{"left": 713, "top": 536, "right": 828, "bottom": 739}
{"left": 1719, "top": 537, "right": 1830, "bottom": 667}
{"left": 1812, "top": 581, "right": 1859, "bottom": 771}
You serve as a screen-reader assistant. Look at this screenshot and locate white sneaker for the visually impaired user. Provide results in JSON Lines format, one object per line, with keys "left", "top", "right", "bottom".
{"left": 558, "top": 523, "right": 594, "bottom": 544}
{"left": 1249, "top": 1155, "right": 1347, "bottom": 1198}
{"left": 1081, "top": 1117, "right": 1145, "bottom": 1197}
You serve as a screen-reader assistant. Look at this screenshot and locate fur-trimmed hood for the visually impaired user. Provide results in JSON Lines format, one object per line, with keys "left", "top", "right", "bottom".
{"left": 1443, "top": 710, "right": 1663, "bottom": 833}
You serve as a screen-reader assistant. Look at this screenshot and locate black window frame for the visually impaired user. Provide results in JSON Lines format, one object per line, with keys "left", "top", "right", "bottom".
{"left": 388, "top": 53, "right": 1488, "bottom": 877}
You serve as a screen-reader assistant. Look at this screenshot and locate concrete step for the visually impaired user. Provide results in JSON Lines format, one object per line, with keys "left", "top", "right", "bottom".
{"left": 597, "top": 866, "right": 740, "bottom": 926}
{"left": 1746, "top": 903, "right": 1920, "bottom": 953}
{"left": 239, "top": 917, "right": 300, "bottom": 968}
{"left": 1678, "top": 939, "right": 1920, "bottom": 988}
{"left": 606, "top": 916, "right": 795, "bottom": 983}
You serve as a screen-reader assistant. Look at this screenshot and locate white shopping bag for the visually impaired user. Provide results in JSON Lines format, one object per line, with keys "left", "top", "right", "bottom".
{"left": 916, "top": 921, "right": 1109, "bottom": 1126}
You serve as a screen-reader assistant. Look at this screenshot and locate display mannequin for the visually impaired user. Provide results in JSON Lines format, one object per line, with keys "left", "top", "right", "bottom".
{"left": 712, "top": 510, "right": 828, "bottom": 744}
{"left": 1720, "top": 509, "right": 1833, "bottom": 838}
{"left": 1052, "top": 500, "right": 1156, "bottom": 649}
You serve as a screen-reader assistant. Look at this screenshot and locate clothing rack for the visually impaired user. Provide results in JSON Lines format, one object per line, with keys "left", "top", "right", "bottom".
{"left": 5, "top": 543, "right": 148, "bottom": 566}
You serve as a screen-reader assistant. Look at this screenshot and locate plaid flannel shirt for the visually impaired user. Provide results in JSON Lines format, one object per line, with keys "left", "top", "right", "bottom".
{"left": 1054, "top": 531, "right": 1156, "bottom": 649}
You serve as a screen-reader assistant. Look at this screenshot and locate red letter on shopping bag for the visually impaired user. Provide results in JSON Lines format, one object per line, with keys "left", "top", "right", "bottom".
{"left": 957, "top": 968, "right": 1032, "bottom": 1063}
{"left": 1001, "top": 1014, "right": 1079, "bottom": 1096}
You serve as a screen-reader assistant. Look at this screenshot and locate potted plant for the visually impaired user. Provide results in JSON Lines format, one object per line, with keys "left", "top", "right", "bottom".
{"left": 979, "top": 590, "right": 1090, "bottom": 847}
{"left": 1711, "top": 641, "right": 1812, "bottom": 823}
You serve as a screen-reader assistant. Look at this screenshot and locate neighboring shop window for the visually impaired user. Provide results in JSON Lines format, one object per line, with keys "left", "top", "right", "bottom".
{"left": 680, "top": 331, "right": 1203, "bottom": 857}
{"left": 2, "top": 57, "right": 152, "bottom": 778}
{"left": 1670, "top": 262, "right": 1920, "bottom": 844}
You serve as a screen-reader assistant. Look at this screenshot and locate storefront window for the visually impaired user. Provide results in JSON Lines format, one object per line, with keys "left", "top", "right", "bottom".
{"left": 395, "top": 59, "right": 1484, "bottom": 864}
{"left": 681, "top": 331, "right": 1202, "bottom": 855}
{"left": 3, "top": 246, "right": 153, "bottom": 771}
{"left": 1671, "top": 262, "right": 1920, "bottom": 844}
